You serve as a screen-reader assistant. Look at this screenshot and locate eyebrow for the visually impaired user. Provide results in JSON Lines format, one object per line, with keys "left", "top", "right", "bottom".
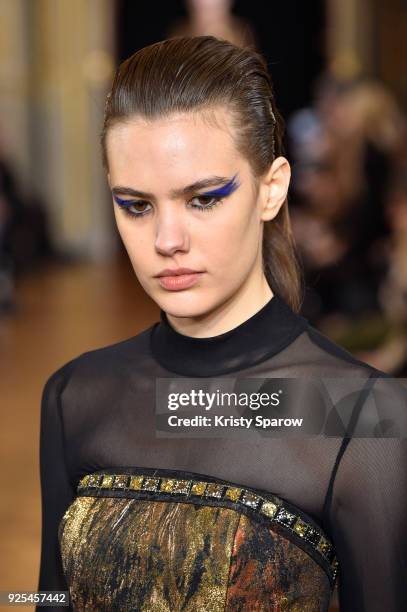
{"left": 111, "top": 174, "right": 239, "bottom": 200}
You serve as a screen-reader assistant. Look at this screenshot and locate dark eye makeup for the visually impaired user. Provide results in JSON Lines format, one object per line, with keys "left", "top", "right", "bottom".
{"left": 113, "top": 174, "right": 240, "bottom": 219}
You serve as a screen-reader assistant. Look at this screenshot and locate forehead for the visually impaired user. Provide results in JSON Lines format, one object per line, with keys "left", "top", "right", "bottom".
{"left": 106, "top": 108, "right": 245, "bottom": 187}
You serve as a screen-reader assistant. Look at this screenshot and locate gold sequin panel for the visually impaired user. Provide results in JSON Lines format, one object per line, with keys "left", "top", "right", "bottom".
{"left": 59, "top": 497, "right": 332, "bottom": 611}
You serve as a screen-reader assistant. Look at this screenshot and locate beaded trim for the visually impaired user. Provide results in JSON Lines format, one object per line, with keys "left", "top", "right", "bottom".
{"left": 77, "top": 472, "right": 339, "bottom": 585}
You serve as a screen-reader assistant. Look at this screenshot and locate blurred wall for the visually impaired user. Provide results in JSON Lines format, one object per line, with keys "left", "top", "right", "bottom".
{"left": 0, "top": 0, "right": 117, "bottom": 260}
{"left": 327, "top": 0, "right": 407, "bottom": 105}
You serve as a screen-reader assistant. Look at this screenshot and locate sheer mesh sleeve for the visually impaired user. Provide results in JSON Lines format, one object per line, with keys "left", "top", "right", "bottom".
{"left": 36, "top": 360, "right": 78, "bottom": 612}
{"left": 323, "top": 376, "right": 407, "bottom": 611}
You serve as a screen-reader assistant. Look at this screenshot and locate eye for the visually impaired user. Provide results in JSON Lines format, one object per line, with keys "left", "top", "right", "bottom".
{"left": 188, "top": 195, "right": 221, "bottom": 212}
{"left": 114, "top": 196, "right": 152, "bottom": 218}
{"left": 113, "top": 193, "right": 223, "bottom": 219}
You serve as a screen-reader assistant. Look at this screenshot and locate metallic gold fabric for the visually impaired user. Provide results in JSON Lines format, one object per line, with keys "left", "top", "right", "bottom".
{"left": 225, "top": 513, "right": 331, "bottom": 611}
{"left": 59, "top": 494, "right": 332, "bottom": 611}
{"left": 76, "top": 470, "right": 338, "bottom": 584}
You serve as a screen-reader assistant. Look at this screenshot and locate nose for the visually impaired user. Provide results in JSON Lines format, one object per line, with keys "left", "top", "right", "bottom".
{"left": 154, "top": 204, "right": 190, "bottom": 256}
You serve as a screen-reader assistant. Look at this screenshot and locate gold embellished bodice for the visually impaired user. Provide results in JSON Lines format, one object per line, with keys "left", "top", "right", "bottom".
{"left": 59, "top": 467, "right": 338, "bottom": 611}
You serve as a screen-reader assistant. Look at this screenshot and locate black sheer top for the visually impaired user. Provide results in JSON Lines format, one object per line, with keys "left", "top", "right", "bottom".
{"left": 37, "top": 294, "right": 407, "bottom": 611}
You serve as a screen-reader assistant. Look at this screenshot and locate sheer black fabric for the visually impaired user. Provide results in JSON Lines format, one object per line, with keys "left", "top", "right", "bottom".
{"left": 37, "top": 294, "right": 407, "bottom": 611}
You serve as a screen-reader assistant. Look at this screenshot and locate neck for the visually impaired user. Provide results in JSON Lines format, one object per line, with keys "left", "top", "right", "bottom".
{"left": 151, "top": 289, "right": 308, "bottom": 377}
{"left": 165, "top": 274, "right": 273, "bottom": 339}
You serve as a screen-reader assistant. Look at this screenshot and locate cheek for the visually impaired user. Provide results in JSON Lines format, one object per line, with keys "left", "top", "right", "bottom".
{"left": 114, "top": 216, "right": 153, "bottom": 273}
{"left": 198, "top": 198, "right": 259, "bottom": 269}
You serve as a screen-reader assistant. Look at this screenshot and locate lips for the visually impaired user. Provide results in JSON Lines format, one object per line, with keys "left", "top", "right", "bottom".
{"left": 156, "top": 268, "right": 201, "bottom": 277}
{"left": 157, "top": 271, "right": 204, "bottom": 291}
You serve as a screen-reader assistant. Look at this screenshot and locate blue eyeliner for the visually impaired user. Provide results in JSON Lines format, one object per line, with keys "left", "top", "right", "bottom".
{"left": 113, "top": 175, "right": 239, "bottom": 206}
{"left": 199, "top": 174, "right": 240, "bottom": 199}
{"left": 113, "top": 195, "right": 134, "bottom": 207}
{"left": 112, "top": 174, "right": 240, "bottom": 217}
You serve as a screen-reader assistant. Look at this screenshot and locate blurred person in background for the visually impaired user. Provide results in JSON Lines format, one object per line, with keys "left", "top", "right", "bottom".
{"left": 357, "top": 165, "right": 407, "bottom": 375}
{"left": 0, "top": 154, "right": 20, "bottom": 313}
{"left": 288, "top": 75, "right": 407, "bottom": 345}
{"left": 0, "top": 136, "right": 58, "bottom": 315}
{"left": 168, "top": 0, "right": 256, "bottom": 47}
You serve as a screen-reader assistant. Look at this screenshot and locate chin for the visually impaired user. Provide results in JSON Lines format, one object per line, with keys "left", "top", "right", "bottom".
{"left": 155, "top": 290, "right": 217, "bottom": 320}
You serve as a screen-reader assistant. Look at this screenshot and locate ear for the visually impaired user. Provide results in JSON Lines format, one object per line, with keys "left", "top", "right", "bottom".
{"left": 259, "top": 156, "right": 291, "bottom": 222}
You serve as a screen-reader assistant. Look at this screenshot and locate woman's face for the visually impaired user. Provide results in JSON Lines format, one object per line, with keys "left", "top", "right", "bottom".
{"left": 106, "top": 107, "right": 281, "bottom": 319}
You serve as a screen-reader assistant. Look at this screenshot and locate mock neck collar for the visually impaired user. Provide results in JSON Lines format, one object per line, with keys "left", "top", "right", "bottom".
{"left": 150, "top": 294, "right": 308, "bottom": 377}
